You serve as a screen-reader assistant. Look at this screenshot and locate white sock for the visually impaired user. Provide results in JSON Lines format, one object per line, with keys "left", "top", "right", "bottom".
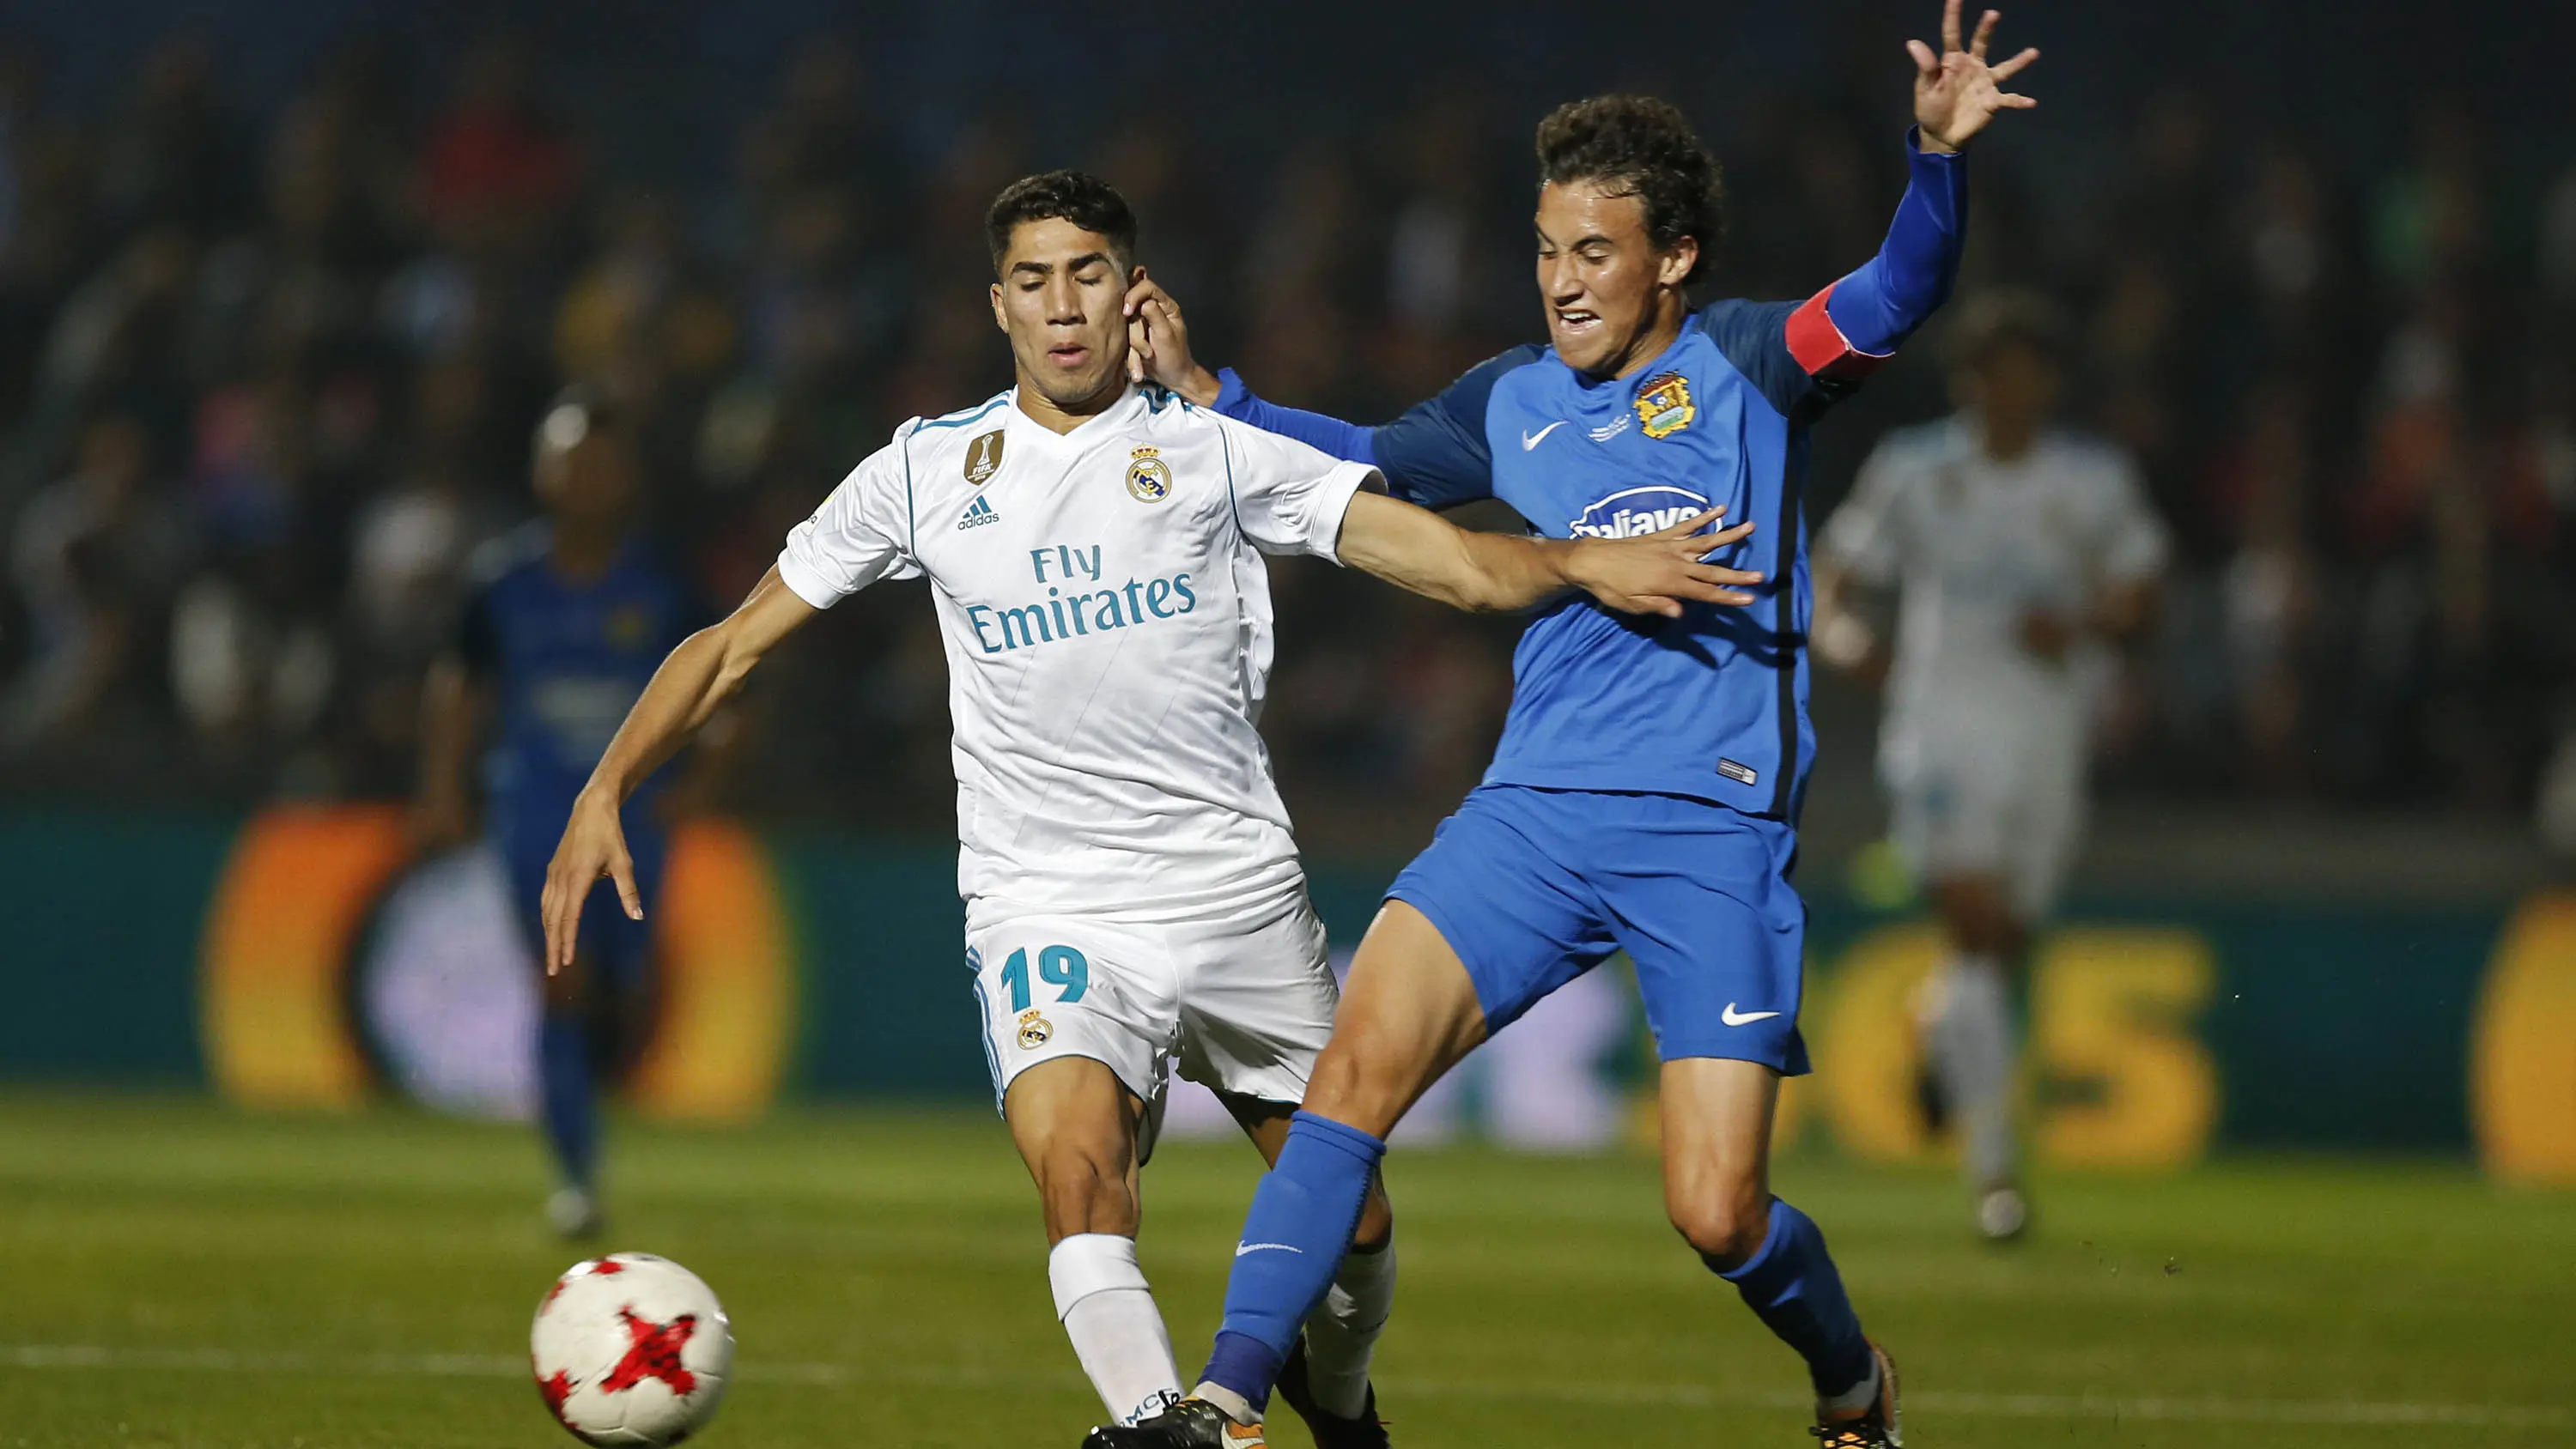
{"left": 1304, "top": 1240, "right": 1397, "bottom": 1419}
{"left": 1049, "top": 1234, "right": 1182, "bottom": 1427}
{"left": 1928, "top": 954, "right": 2018, "bottom": 1187}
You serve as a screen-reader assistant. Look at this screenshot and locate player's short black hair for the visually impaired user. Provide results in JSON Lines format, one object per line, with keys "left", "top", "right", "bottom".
{"left": 985, "top": 170, "right": 1139, "bottom": 275}
{"left": 1944, "top": 289, "right": 2069, "bottom": 372}
{"left": 1534, "top": 95, "right": 1725, "bottom": 287}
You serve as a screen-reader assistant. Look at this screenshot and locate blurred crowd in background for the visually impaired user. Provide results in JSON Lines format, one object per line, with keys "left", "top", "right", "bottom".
{"left": 1, "top": 21, "right": 2572, "bottom": 844}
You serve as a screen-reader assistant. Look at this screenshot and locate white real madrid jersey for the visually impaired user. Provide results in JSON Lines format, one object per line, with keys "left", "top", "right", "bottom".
{"left": 776, "top": 385, "right": 1372, "bottom": 919}
{"left": 1819, "top": 417, "right": 2168, "bottom": 759}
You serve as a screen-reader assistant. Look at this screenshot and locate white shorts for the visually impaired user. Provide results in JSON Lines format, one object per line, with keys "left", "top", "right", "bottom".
{"left": 1886, "top": 729, "right": 2086, "bottom": 921}
{"left": 966, "top": 890, "right": 1338, "bottom": 1118}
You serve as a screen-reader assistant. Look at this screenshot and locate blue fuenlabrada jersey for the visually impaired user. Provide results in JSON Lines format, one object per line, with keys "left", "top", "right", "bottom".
{"left": 1371, "top": 305, "right": 1874, "bottom": 819}
{"left": 458, "top": 526, "right": 707, "bottom": 855}
{"left": 1215, "top": 132, "right": 1966, "bottom": 823}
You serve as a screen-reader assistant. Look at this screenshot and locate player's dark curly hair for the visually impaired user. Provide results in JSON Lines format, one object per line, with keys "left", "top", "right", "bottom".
{"left": 1534, "top": 95, "right": 1725, "bottom": 287}
{"left": 985, "top": 170, "right": 1139, "bottom": 274}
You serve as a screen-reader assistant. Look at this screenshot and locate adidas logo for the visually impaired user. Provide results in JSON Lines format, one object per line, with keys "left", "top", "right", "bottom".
{"left": 957, "top": 494, "right": 1000, "bottom": 530}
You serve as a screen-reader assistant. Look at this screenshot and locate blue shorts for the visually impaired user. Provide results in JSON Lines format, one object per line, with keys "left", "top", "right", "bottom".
{"left": 1388, "top": 785, "right": 1809, "bottom": 1073}
{"left": 498, "top": 822, "right": 664, "bottom": 990}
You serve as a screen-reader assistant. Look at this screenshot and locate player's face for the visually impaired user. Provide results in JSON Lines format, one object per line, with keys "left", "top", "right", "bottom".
{"left": 1534, "top": 180, "right": 1697, "bottom": 379}
{"left": 1960, "top": 339, "right": 2061, "bottom": 427}
{"left": 990, "top": 218, "right": 1137, "bottom": 412}
{"left": 537, "top": 432, "right": 641, "bottom": 532}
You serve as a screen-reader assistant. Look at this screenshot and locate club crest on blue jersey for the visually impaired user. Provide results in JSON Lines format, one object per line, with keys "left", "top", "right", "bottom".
{"left": 1125, "top": 446, "right": 1173, "bottom": 503}
{"left": 1634, "top": 371, "right": 1697, "bottom": 439}
{"left": 1569, "top": 485, "right": 1715, "bottom": 540}
{"left": 964, "top": 429, "right": 1005, "bottom": 484}
{"left": 605, "top": 605, "right": 654, "bottom": 650}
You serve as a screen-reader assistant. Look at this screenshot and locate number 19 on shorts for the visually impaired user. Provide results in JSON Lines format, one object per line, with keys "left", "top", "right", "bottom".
{"left": 1000, "top": 944, "right": 1089, "bottom": 1012}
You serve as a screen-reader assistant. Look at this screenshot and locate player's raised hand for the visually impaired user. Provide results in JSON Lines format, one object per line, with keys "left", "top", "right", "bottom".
{"left": 540, "top": 786, "right": 643, "bottom": 975}
{"left": 1121, "top": 271, "right": 1223, "bottom": 406}
{"left": 1567, "top": 509, "right": 1764, "bottom": 618}
{"left": 1910, "top": 1, "right": 2038, "bottom": 153}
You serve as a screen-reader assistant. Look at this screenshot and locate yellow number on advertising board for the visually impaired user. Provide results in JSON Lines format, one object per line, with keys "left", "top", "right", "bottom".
{"left": 2031, "top": 928, "right": 2218, "bottom": 1168}
{"left": 2471, "top": 892, "right": 2576, "bottom": 1185}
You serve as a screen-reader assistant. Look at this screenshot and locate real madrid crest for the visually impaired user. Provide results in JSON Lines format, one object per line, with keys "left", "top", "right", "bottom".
{"left": 1125, "top": 446, "right": 1173, "bottom": 504}
{"left": 1634, "top": 372, "right": 1697, "bottom": 440}
{"left": 964, "top": 429, "right": 1005, "bottom": 484}
{"left": 1016, "top": 1008, "right": 1053, "bottom": 1049}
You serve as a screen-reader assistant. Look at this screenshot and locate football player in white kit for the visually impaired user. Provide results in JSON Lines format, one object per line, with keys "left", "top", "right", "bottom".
{"left": 1814, "top": 291, "right": 2166, "bottom": 1242}
{"left": 538, "top": 171, "right": 1760, "bottom": 1439}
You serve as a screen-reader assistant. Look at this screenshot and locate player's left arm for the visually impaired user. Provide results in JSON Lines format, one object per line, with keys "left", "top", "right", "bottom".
{"left": 1334, "top": 490, "right": 1762, "bottom": 617}
{"left": 412, "top": 582, "right": 500, "bottom": 852}
{"left": 1763, "top": 4, "right": 2038, "bottom": 400}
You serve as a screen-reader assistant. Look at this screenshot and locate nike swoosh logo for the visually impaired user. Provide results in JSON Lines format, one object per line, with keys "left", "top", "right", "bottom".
{"left": 1721, "top": 1003, "right": 1782, "bottom": 1026}
{"left": 1235, "top": 1242, "right": 1303, "bottom": 1258}
{"left": 1521, "top": 421, "right": 1570, "bottom": 451}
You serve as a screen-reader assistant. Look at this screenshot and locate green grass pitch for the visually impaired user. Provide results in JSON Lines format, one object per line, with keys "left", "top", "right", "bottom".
{"left": 1, "top": 1095, "right": 2569, "bottom": 1447}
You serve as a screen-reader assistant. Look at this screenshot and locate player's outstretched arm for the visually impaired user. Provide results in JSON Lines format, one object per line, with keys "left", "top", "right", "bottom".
{"left": 1334, "top": 491, "right": 1762, "bottom": 617}
{"left": 540, "top": 567, "right": 815, "bottom": 973}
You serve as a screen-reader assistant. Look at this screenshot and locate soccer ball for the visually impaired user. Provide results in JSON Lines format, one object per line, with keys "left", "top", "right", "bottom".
{"left": 531, "top": 1253, "right": 734, "bottom": 1445}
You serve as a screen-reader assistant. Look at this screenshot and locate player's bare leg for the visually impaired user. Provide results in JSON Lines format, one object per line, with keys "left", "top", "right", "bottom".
{"left": 1090, "top": 902, "right": 1482, "bottom": 1447}
{"left": 1225, "top": 1097, "right": 1396, "bottom": 1448}
{"left": 1923, "top": 872, "right": 2030, "bottom": 1240}
{"left": 1662, "top": 1058, "right": 1900, "bottom": 1445}
{"left": 1007, "top": 1056, "right": 1186, "bottom": 1428}
{"left": 538, "top": 948, "right": 605, "bottom": 1239}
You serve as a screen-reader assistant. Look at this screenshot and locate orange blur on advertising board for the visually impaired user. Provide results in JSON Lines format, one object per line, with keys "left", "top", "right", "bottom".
{"left": 199, "top": 807, "right": 793, "bottom": 1121}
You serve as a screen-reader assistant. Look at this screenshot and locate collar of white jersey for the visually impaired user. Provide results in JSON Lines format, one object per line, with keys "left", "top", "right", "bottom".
{"left": 1002, "top": 384, "right": 1150, "bottom": 447}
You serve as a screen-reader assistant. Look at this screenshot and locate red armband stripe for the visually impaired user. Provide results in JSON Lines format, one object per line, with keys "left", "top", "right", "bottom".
{"left": 1786, "top": 284, "right": 1895, "bottom": 379}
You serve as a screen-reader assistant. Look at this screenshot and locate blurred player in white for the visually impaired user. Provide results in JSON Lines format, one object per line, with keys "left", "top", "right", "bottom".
{"left": 1815, "top": 291, "right": 2166, "bottom": 1241}
{"left": 539, "top": 171, "right": 1757, "bottom": 1438}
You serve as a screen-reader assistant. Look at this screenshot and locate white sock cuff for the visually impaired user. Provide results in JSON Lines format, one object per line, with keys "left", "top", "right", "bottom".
{"left": 1049, "top": 1233, "right": 1148, "bottom": 1321}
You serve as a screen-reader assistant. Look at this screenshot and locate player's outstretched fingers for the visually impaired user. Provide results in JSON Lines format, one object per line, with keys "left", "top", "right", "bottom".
{"left": 1643, "top": 506, "right": 1728, "bottom": 541}
{"left": 610, "top": 851, "right": 644, "bottom": 923}
{"left": 1941, "top": 0, "right": 1965, "bottom": 56}
{"left": 1992, "top": 45, "right": 2039, "bottom": 82}
{"left": 1970, "top": 8, "right": 1998, "bottom": 61}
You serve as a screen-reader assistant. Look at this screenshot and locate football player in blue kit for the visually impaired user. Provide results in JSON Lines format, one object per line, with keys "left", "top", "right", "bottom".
{"left": 415, "top": 387, "right": 715, "bottom": 1239}
{"left": 1096, "top": 6, "right": 2037, "bottom": 1445}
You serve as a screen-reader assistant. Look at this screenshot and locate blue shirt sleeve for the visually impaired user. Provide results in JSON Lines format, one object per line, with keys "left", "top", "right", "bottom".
{"left": 1820, "top": 128, "right": 1969, "bottom": 356}
{"left": 1702, "top": 129, "right": 1968, "bottom": 421}
{"left": 1212, "top": 344, "right": 1544, "bottom": 509}
{"left": 1209, "top": 370, "right": 1377, "bottom": 467}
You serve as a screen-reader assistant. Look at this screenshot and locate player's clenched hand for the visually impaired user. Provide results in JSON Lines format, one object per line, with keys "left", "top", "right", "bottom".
{"left": 540, "top": 786, "right": 642, "bottom": 975}
{"left": 1565, "top": 508, "right": 1764, "bottom": 619}
{"left": 1910, "top": 0, "right": 2038, "bottom": 153}
{"left": 1121, "top": 273, "right": 1223, "bottom": 406}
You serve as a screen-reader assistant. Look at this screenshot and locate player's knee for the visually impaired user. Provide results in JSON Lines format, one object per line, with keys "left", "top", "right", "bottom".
{"left": 1303, "top": 1034, "right": 1423, "bottom": 1139}
{"left": 1668, "top": 1182, "right": 1771, "bottom": 1270}
{"left": 1032, "top": 1143, "right": 1138, "bottom": 1242}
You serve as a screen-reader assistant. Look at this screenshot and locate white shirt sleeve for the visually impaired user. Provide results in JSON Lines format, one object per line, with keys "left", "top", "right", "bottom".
{"left": 1218, "top": 417, "right": 1375, "bottom": 562}
{"left": 1819, "top": 440, "right": 1914, "bottom": 587}
{"left": 2092, "top": 450, "right": 2170, "bottom": 585}
{"left": 775, "top": 430, "right": 923, "bottom": 608}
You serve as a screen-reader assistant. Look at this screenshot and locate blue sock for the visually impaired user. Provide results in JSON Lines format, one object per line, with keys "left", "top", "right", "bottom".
{"left": 1200, "top": 1112, "right": 1386, "bottom": 1410}
{"left": 1714, "top": 1197, "right": 1874, "bottom": 1399}
{"left": 538, "top": 1014, "right": 598, "bottom": 1191}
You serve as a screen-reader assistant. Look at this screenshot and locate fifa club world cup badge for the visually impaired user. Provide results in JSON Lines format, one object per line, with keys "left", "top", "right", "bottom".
{"left": 1016, "top": 1009, "right": 1053, "bottom": 1049}
{"left": 1634, "top": 372, "right": 1697, "bottom": 439}
{"left": 1125, "top": 446, "right": 1174, "bottom": 503}
{"left": 964, "top": 429, "right": 1005, "bottom": 484}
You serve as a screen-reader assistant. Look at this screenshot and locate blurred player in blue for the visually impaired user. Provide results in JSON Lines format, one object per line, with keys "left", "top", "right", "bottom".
{"left": 1098, "top": 6, "right": 2036, "bottom": 1445}
{"left": 414, "top": 387, "right": 716, "bottom": 1239}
